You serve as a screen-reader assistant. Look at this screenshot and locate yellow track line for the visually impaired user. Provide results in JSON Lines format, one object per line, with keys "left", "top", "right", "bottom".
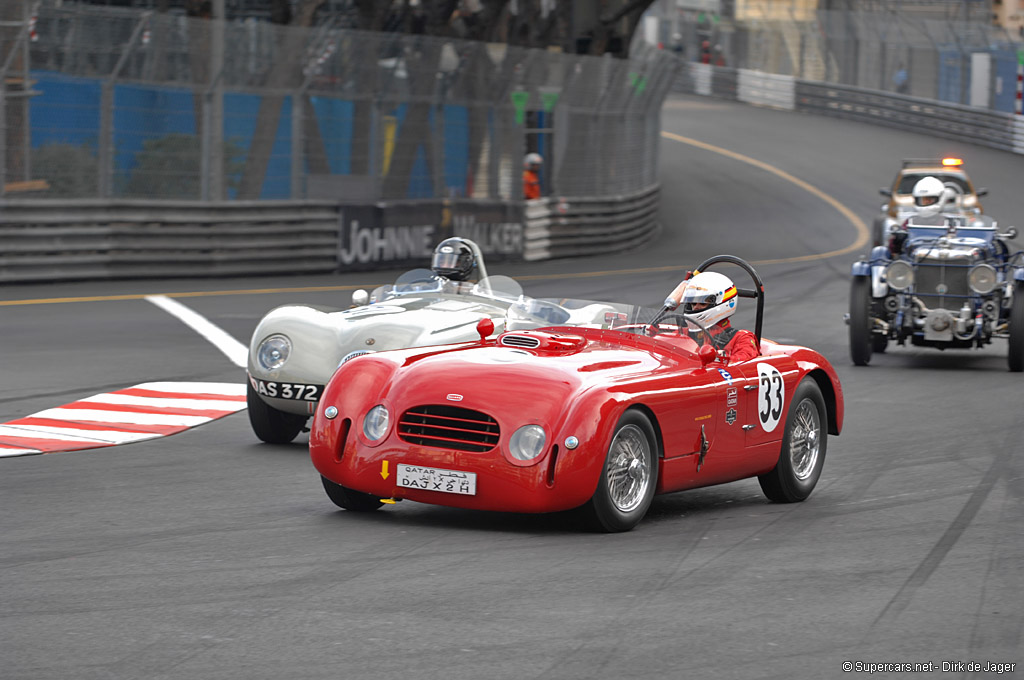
{"left": 3, "top": 134, "right": 868, "bottom": 307}
{"left": 660, "top": 131, "right": 870, "bottom": 264}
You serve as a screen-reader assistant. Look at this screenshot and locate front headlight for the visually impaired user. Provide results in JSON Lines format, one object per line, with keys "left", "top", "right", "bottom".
{"left": 967, "top": 264, "right": 997, "bottom": 294}
{"left": 363, "top": 405, "right": 390, "bottom": 441}
{"left": 256, "top": 334, "right": 291, "bottom": 370}
{"left": 508, "top": 424, "right": 547, "bottom": 463}
{"left": 885, "top": 260, "right": 914, "bottom": 291}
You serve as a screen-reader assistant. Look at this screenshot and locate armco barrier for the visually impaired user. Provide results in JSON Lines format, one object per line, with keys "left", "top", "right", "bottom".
{"left": 675, "top": 62, "right": 1024, "bottom": 157}
{"left": 0, "top": 187, "right": 661, "bottom": 283}
{"left": 523, "top": 185, "right": 660, "bottom": 261}
{"left": 0, "top": 200, "right": 340, "bottom": 284}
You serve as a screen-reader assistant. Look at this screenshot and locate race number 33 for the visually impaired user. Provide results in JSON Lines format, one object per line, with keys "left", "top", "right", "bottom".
{"left": 756, "top": 363, "right": 785, "bottom": 432}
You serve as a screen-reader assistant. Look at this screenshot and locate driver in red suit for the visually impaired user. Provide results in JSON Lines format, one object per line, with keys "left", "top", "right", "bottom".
{"left": 668, "top": 271, "right": 760, "bottom": 363}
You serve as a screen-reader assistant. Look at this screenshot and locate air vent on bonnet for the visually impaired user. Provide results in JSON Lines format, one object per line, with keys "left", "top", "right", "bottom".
{"left": 500, "top": 334, "right": 541, "bottom": 349}
{"left": 498, "top": 331, "right": 585, "bottom": 352}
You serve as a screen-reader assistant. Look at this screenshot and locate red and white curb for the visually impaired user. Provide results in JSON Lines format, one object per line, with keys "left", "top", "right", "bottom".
{"left": 0, "top": 382, "right": 246, "bottom": 457}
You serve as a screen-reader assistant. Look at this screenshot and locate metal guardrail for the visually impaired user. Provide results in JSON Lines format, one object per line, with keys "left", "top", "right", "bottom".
{"left": 674, "top": 62, "right": 1024, "bottom": 157}
{"left": 0, "top": 188, "right": 662, "bottom": 283}
{"left": 796, "top": 82, "right": 1023, "bottom": 154}
{"left": 523, "top": 185, "right": 660, "bottom": 261}
{"left": 0, "top": 200, "right": 340, "bottom": 283}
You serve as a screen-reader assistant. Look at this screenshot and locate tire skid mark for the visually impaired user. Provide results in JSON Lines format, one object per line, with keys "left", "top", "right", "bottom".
{"left": 867, "top": 444, "right": 1013, "bottom": 633}
{"left": 966, "top": 427, "right": 1024, "bottom": 658}
{"left": 539, "top": 495, "right": 825, "bottom": 678}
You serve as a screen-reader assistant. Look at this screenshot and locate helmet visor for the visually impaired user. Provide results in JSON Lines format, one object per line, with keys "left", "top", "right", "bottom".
{"left": 915, "top": 195, "right": 939, "bottom": 207}
{"left": 432, "top": 251, "right": 461, "bottom": 271}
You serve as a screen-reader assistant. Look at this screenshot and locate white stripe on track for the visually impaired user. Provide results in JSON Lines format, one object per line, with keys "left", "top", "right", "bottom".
{"left": 0, "top": 424, "right": 159, "bottom": 445}
{"left": 145, "top": 296, "right": 248, "bottom": 368}
{"left": 134, "top": 382, "right": 247, "bottom": 396}
{"left": 0, "top": 446, "right": 43, "bottom": 457}
{"left": 32, "top": 407, "right": 211, "bottom": 427}
{"left": 80, "top": 393, "right": 246, "bottom": 412}
{"left": 0, "top": 425, "right": 108, "bottom": 443}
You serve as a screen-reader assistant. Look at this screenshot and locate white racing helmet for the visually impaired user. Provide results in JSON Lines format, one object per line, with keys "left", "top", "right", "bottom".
{"left": 523, "top": 152, "right": 543, "bottom": 169}
{"left": 911, "top": 176, "right": 946, "bottom": 217}
{"left": 679, "top": 271, "right": 739, "bottom": 328}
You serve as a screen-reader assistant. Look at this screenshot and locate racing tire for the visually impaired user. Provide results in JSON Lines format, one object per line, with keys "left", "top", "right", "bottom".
{"left": 246, "top": 383, "right": 308, "bottom": 444}
{"left": 849, "top": 277, "right": 873, "bottom": 366}
{"left": 321, "top": 476, "right": 384, "bottom": 512}
{"left": 580, "top": 410, "right": 659, "bottom": 533}
{"left": 758, "top": 378, "right": 827, "bottom": 503}
{"left": 1009, "top": 282, "right": 1024, "bottom": 373}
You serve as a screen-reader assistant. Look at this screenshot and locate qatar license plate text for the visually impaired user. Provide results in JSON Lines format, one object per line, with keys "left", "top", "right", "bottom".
{"left": 397, "top": 464, "right": 477, "bottom": 496}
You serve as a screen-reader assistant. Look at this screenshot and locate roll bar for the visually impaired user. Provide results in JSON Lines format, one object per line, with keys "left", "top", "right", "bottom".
{"left": 693, "top": 254, "right": 765, "bottom": 348}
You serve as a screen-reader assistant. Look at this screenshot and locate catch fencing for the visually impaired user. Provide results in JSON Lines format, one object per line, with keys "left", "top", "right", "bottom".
{"left": 670, "top": 8, "right": 1023, "bottom": 113}
{"left": 1, "top": 2, "right": 674, "bottom": 202}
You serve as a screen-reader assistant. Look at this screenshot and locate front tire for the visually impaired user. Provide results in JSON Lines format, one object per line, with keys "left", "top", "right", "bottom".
{"left": 321, "top": 476, "right": 384, "bottom": 512}
{"left": 247, "top": 383, "right": 307, "bottom": 444}
{"left": 580, "top": 410, "right": 659, "bottom": 533}
{"left": 758, "top": 378, "right": 827, "bottom": 503}
{"left": 849, "top": 276, "right": 873, "bottom": 366}
{"left": 1009, "top": 282, "right": 1024, "bottom": 373}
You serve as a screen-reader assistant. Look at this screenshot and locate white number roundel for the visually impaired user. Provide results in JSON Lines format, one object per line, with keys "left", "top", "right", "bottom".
{"left": 756, "top": 363, "right": 785, "bottom": 433}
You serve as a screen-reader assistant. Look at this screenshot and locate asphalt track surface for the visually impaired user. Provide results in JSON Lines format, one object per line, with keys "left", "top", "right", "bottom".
{"left": 2, "top": 94, "right": 1022, "bottom": 680}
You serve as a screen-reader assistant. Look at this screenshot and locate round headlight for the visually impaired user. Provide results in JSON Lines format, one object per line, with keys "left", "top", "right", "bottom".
{"left": 885, "top": 260, "right": 914, "bottom": 291}
{"left": 256, "top": 334, "right": 291, "bottom": 371}
{"left": 508, "top": 424, "right": 547, "bottom": 463}
{"left": 967, "top": 264, "right": 997, "bottom": 295}
{"left": 363, "top": 405, "right": 390, "bottom": 441}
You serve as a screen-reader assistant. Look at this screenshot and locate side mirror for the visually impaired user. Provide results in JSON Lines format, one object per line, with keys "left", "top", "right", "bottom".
{"left": 879, "top": 188, "right": 892, "bottom": 197}
{"left": 351, "top": 289, "right": 369, "bottom": 307}
{"left": 977, "top": 188, "right": 989, "bottom": 198}
{"left": 1004, "top": 226, "right": 1018, "bottom": 240}
{"left": 698, "top": 344, "right": 718, "bottom": 367}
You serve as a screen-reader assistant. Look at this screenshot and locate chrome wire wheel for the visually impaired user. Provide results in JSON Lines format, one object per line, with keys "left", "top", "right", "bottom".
{"left": 605, "top": 424, "right": 652, "bottom": 513}
{"left": 788, "top": 398, "right": 821, "bottom": 481}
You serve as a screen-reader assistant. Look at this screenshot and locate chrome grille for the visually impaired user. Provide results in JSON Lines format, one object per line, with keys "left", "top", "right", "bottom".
{"left": 914, "top": 258, "right": 970, "bottom": 311}
{"left": 500, "top": 334, "right": 541, "bottom": 349}
{"left": 398, "top": 405, "right": 500, "bottom": 452}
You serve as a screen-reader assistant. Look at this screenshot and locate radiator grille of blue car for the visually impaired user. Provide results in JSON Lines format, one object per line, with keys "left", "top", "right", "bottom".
{"left": 398, "top": 405, "right": 500, "bottom": 452}
{"left": 914, "top": 259, "right": 970, "bottom": 311}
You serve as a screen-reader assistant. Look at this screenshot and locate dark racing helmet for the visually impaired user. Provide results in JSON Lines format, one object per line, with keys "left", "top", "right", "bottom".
{"left": 431, "top": 237, "right": 476, "bottom": 282}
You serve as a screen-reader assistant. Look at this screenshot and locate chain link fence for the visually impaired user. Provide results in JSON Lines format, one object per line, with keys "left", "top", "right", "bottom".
{"left": 670, "top": 8, "right": 1023, "bottom": 112}
{"left": 1, "top": 2, "right": 676, "bottom": 201}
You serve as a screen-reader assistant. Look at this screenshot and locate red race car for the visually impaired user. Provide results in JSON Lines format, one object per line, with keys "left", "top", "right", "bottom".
{"left": 310, "top": 256, "right": 845, "bottom": 532}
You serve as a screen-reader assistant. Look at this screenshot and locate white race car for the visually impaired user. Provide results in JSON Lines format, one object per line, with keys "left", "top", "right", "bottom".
{"left": 246, "top": 238, "right": 618, "bottom": 443}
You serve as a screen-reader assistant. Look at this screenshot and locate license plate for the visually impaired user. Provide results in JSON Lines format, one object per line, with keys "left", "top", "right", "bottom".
{"left": 249, "top": 377, "right": 323, "bottom": 402}
{"left": 397, "top": 464, "right": 477, "bottom": 496}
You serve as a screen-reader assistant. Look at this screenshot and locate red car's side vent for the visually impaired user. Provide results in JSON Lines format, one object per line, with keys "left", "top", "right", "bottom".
{"left": 398, "top": 405, "right": 500, "bottom": 452}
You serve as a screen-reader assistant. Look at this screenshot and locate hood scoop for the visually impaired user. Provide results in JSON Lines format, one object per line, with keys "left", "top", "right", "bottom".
{"left": 498, "top": 330, "right": 586, "bottom": 353}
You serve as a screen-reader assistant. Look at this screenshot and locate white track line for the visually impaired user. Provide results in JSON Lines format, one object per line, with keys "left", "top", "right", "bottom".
{"left": 145, "top": 295, "right": 248, "bottom": 368}
{"left": 80, "top": 393, "right": 247, "bottom": 412}
{"left": 32, "top": 407, "right": 211, "bottom": 427}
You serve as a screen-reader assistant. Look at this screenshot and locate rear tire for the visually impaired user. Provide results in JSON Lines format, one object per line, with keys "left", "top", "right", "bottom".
{"left": 580, "top": 410, "right": 659, "bottom": 533}
{"left": 247, "top": 383, "right": 307, "bottom": 444}
{"left": 322, "top": 476, "right": 384, "bottom": 512}
{"left": 758, "top": 378, "right": 827, "bottom": 503}
{"left": 1009, "top": 282, "right": 1024, "bottom": 373}
{"left": 849, "top": 277, "right": 873, "bottom": 366}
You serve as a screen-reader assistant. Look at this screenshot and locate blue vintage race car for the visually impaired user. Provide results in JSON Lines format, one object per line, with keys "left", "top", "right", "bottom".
{"left": 848, "top": 219, "right": 1024, "bottom": 371}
